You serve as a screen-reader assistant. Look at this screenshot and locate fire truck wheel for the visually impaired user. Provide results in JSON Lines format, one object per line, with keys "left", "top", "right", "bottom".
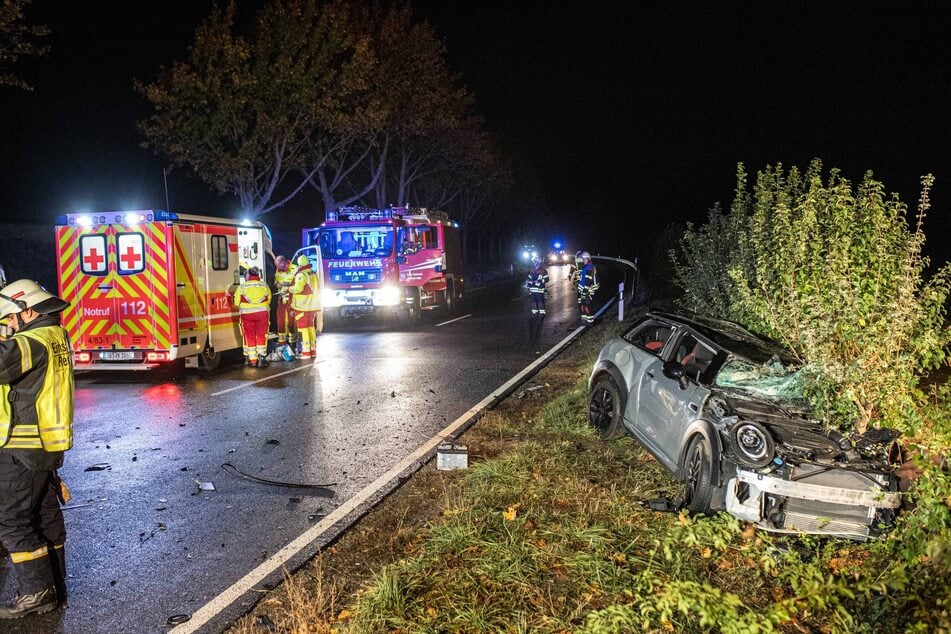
{"left": 199, "top": 345, "right": 222, "bottom": 371}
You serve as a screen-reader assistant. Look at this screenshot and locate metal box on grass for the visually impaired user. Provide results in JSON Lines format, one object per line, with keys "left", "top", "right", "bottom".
{"left": 436, "top": 442, "right": 468, "bottom": 470}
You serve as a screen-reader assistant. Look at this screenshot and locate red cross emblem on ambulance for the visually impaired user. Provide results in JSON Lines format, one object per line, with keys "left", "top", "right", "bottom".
{"left": 81, "top": 236, "right": 107, "bottom": 274}
{"left": 117, "top": 234, "right": 145, "bottom": 273}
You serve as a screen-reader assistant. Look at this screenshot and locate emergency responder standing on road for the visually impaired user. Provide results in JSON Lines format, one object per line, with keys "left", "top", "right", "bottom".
{"left": 234, "top": 267, "right": 272, "bottom": 367}
{"left": 526, "top": 257, "right": 549, "bottom": 316}
{"left": 577, "top": 251, "right": 599, "bottom": 324}
{"left": 290, "top": 254, "right": 321, "bottom": 359}
{"left": 0, "top": 280, "right": 73, "bottom": 619}
{"left": 273, "top": 255, "right": 297, "bottom": 353}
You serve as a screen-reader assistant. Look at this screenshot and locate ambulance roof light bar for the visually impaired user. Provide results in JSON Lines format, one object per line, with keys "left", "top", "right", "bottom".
{"left": 57, "top": 211, "right": 164, "bottom": 226}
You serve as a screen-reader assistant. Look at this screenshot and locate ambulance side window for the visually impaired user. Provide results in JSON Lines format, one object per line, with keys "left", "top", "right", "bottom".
{"left": 80, "top": 235, "right": 108, "bottom": 276}
{"left": 211, "top": 235, "right": 229, "bottom": 271}
{"left": 116, "top": 233, "right": 145, "bottom": 275}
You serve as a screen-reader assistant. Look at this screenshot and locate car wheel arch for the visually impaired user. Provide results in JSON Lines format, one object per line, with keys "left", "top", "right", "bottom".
{"left": 675, "top": 419, "right": 723, "bottom": 485}
{"left": 589, "top": 361, "right": 628, "bottom": 413}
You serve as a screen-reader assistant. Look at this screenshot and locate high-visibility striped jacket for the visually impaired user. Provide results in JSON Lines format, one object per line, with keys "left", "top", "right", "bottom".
{"left": 0, "top": 315, "right": 74, "bottom": 453}
{"left": 290, "top": 265, "right": 321, "bottom": 312}
{"left": 274, "top": 269, "right": 295, "bottom": 304}
{"left": 234, "top": 279, "right": 271, "bottom": 314}
{"left": 578, "top": 262, "right": 600, "bottom": 297}
{"left": 527, "top": 267, "right": 549, "bottom": 294}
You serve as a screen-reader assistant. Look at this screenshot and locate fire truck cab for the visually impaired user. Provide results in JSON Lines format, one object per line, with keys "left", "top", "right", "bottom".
{"left": 299, "top": 206, "right": 463, "bottom": 324}
{"left": 54, "top": 210, "right": 271, "bottom": 370}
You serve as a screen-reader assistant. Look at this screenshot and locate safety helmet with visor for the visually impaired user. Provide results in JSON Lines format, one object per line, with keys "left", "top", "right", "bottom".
{"left": 580, "top": 251, "right": 591, "bottom": 262}
{"left": 0, "top": 279, "right": 70, "bottom": 319}
{"left": 296, "top": 254, "right": 311, "bottom": 268}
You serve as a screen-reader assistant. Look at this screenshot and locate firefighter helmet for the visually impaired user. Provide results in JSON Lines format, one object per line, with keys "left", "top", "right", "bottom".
{"left": 0, "top": 279, "right": 69, "bottom": 318}
{"left": 580, "top": 251, "right": 591, "bottom": 261}
{"left": 296, "top": 254, "right": 310, "bottom": 268}
{"left": 531, "top": 256, "right": 542, "bottom": 267}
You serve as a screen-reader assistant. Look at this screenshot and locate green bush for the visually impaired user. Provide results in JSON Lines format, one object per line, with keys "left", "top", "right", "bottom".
{"left": 673, "top": 160, "right": 951, "bottom": 433}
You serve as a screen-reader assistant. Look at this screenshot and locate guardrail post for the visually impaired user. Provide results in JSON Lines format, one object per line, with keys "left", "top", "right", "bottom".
{"left": 618, "top": 280, "right": 624, "bottom": 321}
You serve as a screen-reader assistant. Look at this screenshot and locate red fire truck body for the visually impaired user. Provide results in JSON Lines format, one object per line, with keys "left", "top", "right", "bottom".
{"left": 54, "top": 210, "right": 271, "bottom": 370}
{"left": 297, "top": 207, "right": 463, "bottom": 322}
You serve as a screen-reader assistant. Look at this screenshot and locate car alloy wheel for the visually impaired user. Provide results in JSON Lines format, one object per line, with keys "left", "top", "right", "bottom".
{"left": 683, "top": 435, "right": 715, "bottom": 513}
{"left": 588, "top": 376, "right": 625, "bottom": 440}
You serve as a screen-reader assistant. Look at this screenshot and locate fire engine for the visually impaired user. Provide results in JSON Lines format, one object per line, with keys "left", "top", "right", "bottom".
{"left": 296, "top": 206, "right": 463, "bottom": 324}
{"left": 54, "top": 210, "right": 271, "bottom": 370}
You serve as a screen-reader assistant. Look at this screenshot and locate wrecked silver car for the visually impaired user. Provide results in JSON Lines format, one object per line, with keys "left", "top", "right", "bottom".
{"left": 587, "top": 310, "right": 901, "bottom": 540}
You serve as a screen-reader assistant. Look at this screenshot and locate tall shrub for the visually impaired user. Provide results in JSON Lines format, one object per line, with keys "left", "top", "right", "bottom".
{"left": 675, "top": 161, "right": 951, "bottom": 433}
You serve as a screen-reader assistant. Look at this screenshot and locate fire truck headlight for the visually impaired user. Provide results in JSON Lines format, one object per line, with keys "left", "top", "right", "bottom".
{"left": 375, "top": 285, "right": 401, "bottom": 306}
{"left": 321, "top": 288, "right": 343, "bottom": 308}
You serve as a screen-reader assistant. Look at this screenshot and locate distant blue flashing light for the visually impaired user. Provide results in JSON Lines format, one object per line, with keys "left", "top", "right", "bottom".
{"left": 553, "top": 241, "right": 562, "bottom": 249}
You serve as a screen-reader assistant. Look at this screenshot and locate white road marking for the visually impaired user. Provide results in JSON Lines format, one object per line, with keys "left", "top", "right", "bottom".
{"left": 435, "top": 313, "right": 472, "bottom": 327}
{"left": 209, "top": 362, "right": 321, "bottom": 397}
{"left": 171, "top": 322, "right": 589, "bottom": 634}
{"left": 510, "top": 294, "right": 524, "bottom": 302}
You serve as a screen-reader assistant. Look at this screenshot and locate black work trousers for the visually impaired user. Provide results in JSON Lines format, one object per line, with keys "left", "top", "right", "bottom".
{"left": 0, "top": 451, "right": 66, "bottom": 595}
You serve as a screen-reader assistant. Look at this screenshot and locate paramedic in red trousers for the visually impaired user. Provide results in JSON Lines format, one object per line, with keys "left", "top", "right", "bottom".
{"left": 234, "top": 267, "right": 272, "bottom": 367}
{"left": 0, "top": 280, "right": 73, "bottom": 619}
{"left": 577, "top": 251, "right": 599, "bottom": 324}
{"left": 526, "top": 257, "right": 549, "bottom": 315}
{"left": 273, "top": 255, "right": 297, "bottom": 352}
{"left": 290, "top": 254, "right": 321, "bottom": 359}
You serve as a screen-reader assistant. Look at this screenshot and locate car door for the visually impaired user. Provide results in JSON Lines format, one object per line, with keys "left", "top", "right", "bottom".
{"left": 634, "top": 327, "right": 709, "bottom": 472}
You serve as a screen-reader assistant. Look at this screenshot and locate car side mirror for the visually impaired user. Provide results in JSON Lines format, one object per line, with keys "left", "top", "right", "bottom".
{"left": 662, "top": 360, "right": 686, "bottom": 382}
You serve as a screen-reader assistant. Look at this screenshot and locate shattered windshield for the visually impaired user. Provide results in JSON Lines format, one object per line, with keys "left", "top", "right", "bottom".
{"left": 714, "top": 356, "right": 806, "bottom": 401}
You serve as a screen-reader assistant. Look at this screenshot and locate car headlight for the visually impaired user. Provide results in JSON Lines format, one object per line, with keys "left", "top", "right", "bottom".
{"left": 730, "top": 421, "right": 775, "bottom": 468}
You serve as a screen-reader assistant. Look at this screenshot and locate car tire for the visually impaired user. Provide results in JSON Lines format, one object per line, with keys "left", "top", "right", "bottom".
{"left": 588, "top": 376, "right": 626, "bottom": 440}
{"left": 683, "top": 435, "right": 715, "bottom": 514}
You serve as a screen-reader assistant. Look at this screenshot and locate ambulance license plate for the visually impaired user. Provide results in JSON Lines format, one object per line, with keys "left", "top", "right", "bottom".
{"left": 100, "top": 351, "right": 135, "bottom": 361}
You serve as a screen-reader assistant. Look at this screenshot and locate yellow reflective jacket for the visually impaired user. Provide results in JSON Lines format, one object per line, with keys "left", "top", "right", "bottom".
{"left": 290, "top": 266, "right": 321, "bottom": 312}
{"left": 0, "top": 322, "right": 74, "bottom": 452}
{"left": 234, "top": 279, "right": 271, "bottom": 314}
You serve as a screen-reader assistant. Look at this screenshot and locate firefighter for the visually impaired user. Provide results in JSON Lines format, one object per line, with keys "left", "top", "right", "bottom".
{"left": 273, "top": 255, "right": 297, "bottom": 353}
{"left": 526, "top": 257, "right": 549, "bottom": 316}
{"left": 577, "top": 251, "right": 599, "bottom": 324}
{"left": 234, "top": 267, "right": 272, "bottom": 367}
{"left": 289, "top": 254, "right": 321, "bottom": 359}
{"left": 0, "top": 280, "right": 73, "bottom": 619}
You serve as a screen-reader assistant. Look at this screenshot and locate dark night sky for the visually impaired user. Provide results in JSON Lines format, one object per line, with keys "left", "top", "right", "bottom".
{"left": 2, "top": 2, "right": 951, "bottom": 259}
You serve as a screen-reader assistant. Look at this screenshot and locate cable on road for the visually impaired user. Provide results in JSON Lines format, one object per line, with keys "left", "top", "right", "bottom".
{"left": 221, "top": 463, "right": 336, "bottom": 497}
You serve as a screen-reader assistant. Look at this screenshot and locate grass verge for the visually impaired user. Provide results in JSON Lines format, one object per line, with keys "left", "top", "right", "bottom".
{"left": 229, "top": 318, "right": 951, "bottom": 634}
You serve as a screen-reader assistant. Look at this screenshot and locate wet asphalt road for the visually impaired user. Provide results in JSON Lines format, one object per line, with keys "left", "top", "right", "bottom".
{"left": 0, "top": 265, "right": 605, "bottom": 633}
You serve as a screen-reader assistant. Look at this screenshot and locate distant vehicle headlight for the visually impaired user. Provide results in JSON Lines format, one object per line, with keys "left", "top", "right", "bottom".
{"left": 522, "top": 250, "right": 530, "bottom": 260}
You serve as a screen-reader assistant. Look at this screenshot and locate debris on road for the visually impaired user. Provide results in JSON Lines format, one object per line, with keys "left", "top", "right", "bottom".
{"left": 437, "top": 443, "right": 468, "bottom": 470}
{"left": 265, "top": 438, "right": 280, "bottom": 445}
{"left": 166, "top": 614, "right": 191, "bottom": 626}
{"left": 221, "top": 462, "right": 335, "bottom": 497}
{"left": 84, "top": 463, "right": 111, "bottom": 471}
{"left": 194, "top": 480, "right": 216, "bottom": 491}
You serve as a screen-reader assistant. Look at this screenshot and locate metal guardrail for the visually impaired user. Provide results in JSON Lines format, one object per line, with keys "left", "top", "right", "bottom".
{"left": 591, "top": 255, "right": 638, "bottom": 322}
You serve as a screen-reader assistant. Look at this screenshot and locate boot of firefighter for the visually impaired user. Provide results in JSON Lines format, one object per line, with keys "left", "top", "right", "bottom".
{"left": 300, "top": 329, "right": 314, "bottom": 359}
{"left": 256, "top": 345, "right": 269, "bottom": 367}
{"left": 0, "top": 553, "right": 57, "bottom": 618}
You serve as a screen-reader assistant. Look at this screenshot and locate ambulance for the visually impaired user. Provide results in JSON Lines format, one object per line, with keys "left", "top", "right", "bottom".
{"left": 54, "top": 210, "right": 271, "bottom": 370}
